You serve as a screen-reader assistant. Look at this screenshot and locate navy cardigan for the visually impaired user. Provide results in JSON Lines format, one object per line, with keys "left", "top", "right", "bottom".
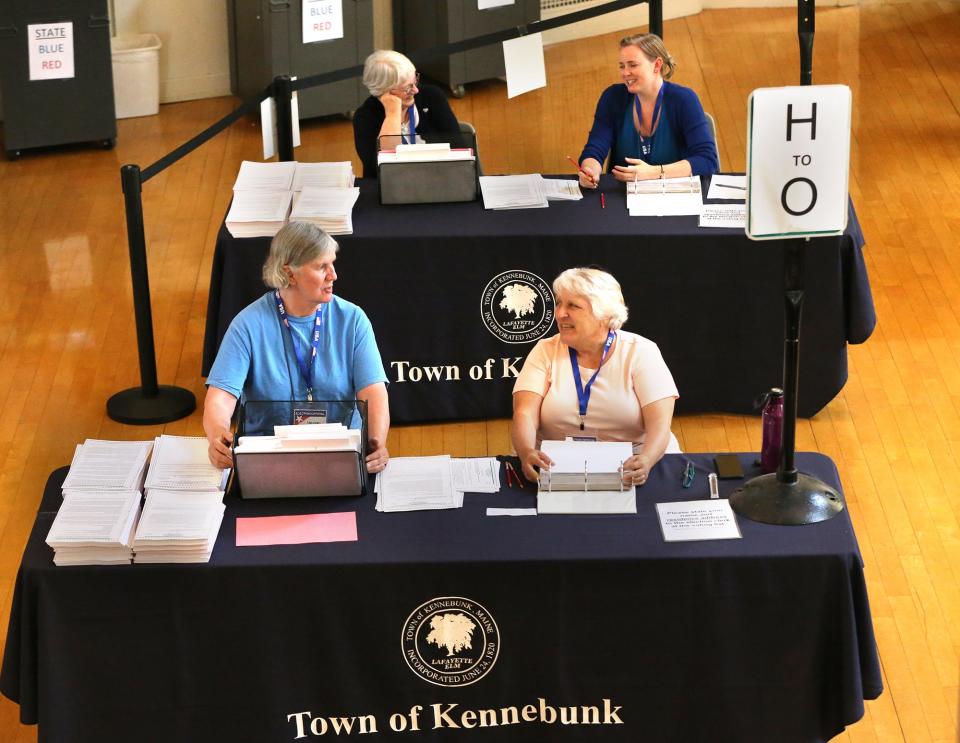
{"left": 578, "top": 81, "right": 718, "bottom": 176}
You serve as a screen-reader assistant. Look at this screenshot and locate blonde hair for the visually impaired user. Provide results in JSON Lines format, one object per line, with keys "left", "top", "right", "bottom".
{"left": 362, "top": 50, "right": 416, "bottom": 97}
{"left": 553, "top": 268, "right": 628, "bottom": 331}
{"left": 620, "top": 33, "right": 675, "bottom": 79}
{"left": 262, "top": 221, "right": 338, "bottom": 289}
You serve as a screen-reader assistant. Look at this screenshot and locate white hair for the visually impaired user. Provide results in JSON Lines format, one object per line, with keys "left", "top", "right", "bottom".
{"left": 553, "top": 268, "right": 629, "bottom": 330}
{"left": 262, "top": 222, "right": 338, "bottom": 289}
{"left": 362, "top": 50, "right": 416, "bottom": 97}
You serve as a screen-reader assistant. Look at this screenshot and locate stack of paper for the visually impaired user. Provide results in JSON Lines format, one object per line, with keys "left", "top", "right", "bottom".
{"left": 540, "top": 177, "right": 583, "bottom": 201}
{"left": 292, "top": 161, "right": 355, "bottom": 190}
{"left": 626, "top": 176, "right": 703, "bottom": 217}
{"left": 451, "top": 457, "right": 501, "bottom": 493}
{"left": 225, "top": 189, "right": 293, "bottom": 237}
{"left": 133, "top": 490, "right": 226, "bottom": 563}
{"left": 232, "top": 160, "right": 297, "bottom": 191}
{"left": 290, "top": 186, "right": 361, "bottom": 235}
{"left": 376, "top": 455, "right": 463, "bottom": 512}
{"left": 479, "top": 174, "right": 549, "bottom": 210}
{"left": 61, "top": 439, "right": 153, "bottom": 494}
{"left": 377, "top": 143, "right": 476, "bottom": 164}
{"left": 46, "top": 490, "right": 141, "bottom": 565}
{"left": 234, "top": 422, "right": 362, "bottom": 454}
{"left": 144, "top": 435, "right": 230, "bottom": 494}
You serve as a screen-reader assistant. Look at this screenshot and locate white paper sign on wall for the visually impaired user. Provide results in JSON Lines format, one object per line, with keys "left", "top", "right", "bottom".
{"left": 746, "top": 85, "right": 852, "bottom": 240}
{"left": 303, "top": 0, "right": 344, "bottom": 44}
{"left": 28, "top": 22, "right": 75, "bottom": 81}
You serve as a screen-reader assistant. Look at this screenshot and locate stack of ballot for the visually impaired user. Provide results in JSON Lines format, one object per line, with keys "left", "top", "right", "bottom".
{"left": 292, "top": 161, "right": 355, "bottom": 190}
{"left": 290, "top": 186, "right": 361, "bottom": 235}
{"left": 143, "top": 435, "right": 230, "bottom": 493}
{"left": 377, "top": 142, "right": 476, "bottom": 164}
{"left": 626, "top": 175, "right": 703, "bottom": 217}
{"left": 46, "top": 490, "right": 141, "bottom": 565}
{"left": 479, "top": 174, "right": 549, "bottom": 210}
{"left": 61, "top": 439, "right": 153, "bottom": 494}
{"left": 234, "top": 422, "right": 362, "bottom": 454}
{"left": 133, "top": 490, "right": 225, "bottom": 563}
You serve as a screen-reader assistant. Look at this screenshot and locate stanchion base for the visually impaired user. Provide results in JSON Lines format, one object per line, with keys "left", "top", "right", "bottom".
{"left": 729, "top": 471, "right": 844, "bottom": 525}
{"left": 107, "top": 386, "right": 196, "bottom": 425}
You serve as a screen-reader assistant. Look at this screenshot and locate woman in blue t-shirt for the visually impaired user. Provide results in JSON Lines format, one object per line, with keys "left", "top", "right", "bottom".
{"left": 204, "top": 222, "right": 390, "bottom": 473}
{"left": 578, "top": 33, "right": 718, "bottom": 187}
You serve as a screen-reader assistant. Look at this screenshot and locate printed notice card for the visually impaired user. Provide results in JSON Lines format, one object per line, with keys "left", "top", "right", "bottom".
{"left": 655, "top": 500, "right": 742, "bottom": 542}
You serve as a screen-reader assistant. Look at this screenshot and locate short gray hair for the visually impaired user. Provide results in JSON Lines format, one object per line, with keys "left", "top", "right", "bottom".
{"left": 262, "top": 221, "right": 338, "bottom": 289}
{"left": 363, "top": 50, "right": 416, "bottom": 97}
{"left": 620, "top": 33, "right": 676, "bottom": 80}
{"left": 553, "top": 268, "right": 629, "bottom": 331}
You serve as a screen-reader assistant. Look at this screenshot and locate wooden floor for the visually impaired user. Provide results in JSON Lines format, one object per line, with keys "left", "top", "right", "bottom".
{"left": 1, "top": 3, "right": 959, "bottom": 740}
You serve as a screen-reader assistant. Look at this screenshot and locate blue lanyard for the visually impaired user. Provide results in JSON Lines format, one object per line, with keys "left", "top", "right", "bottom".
{"left": 569, "top": 330, "right": 616, "bottom": 430}
{"left": 273, "top": 290, "right": 323, "bottom": 401}
{"left": 634, "top": 84, "right": 664, "bottom": 158}
{"left": 402, "top": 105, "right": 417, "bottom": 145}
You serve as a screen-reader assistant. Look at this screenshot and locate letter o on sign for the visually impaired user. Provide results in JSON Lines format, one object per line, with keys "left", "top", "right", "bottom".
{"left": 780, "top": 177, "right": 818, "bottom": 217}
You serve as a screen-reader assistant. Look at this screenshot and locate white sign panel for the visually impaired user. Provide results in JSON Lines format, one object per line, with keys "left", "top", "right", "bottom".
{"left": 302, "top": 0, "right": 344, "bottom": 43}
{"left": 502, "top": 32, "right": 546, "bottom": 99}
{"left": 746, "top": 85, "right": 851, "bottom": 240}
{"left": 28, "top": 22, "right": 75, "bottom": 81}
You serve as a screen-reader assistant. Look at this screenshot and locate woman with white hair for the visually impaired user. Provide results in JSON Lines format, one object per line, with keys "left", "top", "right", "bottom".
{"left": 204, "top": 221, "right": 390, "bottom": 473}
{"left": 352, "top": 50, "right": 462, "bottom": 178}
{"left": 512, "top": 268, "right": 680, "bottom": 487}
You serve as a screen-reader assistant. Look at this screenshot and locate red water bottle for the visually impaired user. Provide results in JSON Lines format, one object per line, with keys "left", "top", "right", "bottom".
{"left": 759, "top": 388, "right": 784, "bottom": 474}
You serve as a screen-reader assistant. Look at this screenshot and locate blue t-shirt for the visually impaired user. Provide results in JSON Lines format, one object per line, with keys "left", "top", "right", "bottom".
{"left": 613, "top": 102, "right": 682, "bottom": 168}
{"left": 207, "top": 292, "right": 388, "bottom": 413}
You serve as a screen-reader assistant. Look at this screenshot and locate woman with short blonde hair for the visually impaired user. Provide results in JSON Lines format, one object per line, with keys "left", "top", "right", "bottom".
{"left": 512, "top": 268, "right": 680, "bottom": 488}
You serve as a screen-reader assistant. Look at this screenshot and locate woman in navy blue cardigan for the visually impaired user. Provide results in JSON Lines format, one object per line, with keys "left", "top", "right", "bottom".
{"left": 578, "top": 34, "right": 718, "bottom": 187}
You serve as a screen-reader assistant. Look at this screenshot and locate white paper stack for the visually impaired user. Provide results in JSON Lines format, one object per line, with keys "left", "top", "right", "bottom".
{"left": 61, "top": 439, "right": 153, "bottom": 494}
{"left": 479, "top": 174, "right": 549, "bottom": 210}
{"left": 144, "top": 435, "right": 230, "bottom": 494}
{"left": 540, "top": 176, "right": 583, "bottom": 201}
{"left": 290, "top": 186, "right": 361, "bottom": 235}
{"left": 292, "top": 161, "right": 355, "bottom": 190}
{"left": 232, "top": 160, "right": 297, "bottom": 191}
{"left": 234, "top": 422, "right": 362, "bottom": 454}
{"left": 133, "top": 490, "right": 226, "bottom": 563}
{"left": 376, "top": 455, "right": 463, "bottom": 512}
{"left": 46, "top": 490, "right": 141, "bottom": 565}
{"left": 451, "top": 457, "right": 501, "bottom": 493}
{"left": 626, "top": 176, "right": 703, "bottom": 217}
{"left": 225, "top": 189, "right": 293, "bottom": 237}
{"left": 377, "top": 143, "right": 476, "bottom": 164}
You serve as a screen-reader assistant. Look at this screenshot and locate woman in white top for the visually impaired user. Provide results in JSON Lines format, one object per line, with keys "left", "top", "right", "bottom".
{"left": 512, "top": 268, "right": 680, "bottom": 486}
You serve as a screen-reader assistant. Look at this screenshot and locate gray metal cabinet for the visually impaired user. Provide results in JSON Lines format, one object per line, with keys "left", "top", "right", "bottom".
{"left": 0, "top": 0, "right": 116, "bottom": 158}
{"left": 227, "top": 0, "right": 374, "bottom": 120}
{"left": 393, "top": 0, "right": 540, "bottom": 96}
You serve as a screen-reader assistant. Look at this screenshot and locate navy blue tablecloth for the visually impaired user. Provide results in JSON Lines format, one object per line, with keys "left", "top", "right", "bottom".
{"left": 1, "top": 453, "right": 881, "bottom": 743}
{"left": 202, "top": 176, "right": 875, "bottom": 423}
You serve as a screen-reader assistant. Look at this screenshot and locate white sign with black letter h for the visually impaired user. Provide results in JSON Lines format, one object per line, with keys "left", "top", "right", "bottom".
{"left": 746, "top": 85, "right": 851, "bottom": 240}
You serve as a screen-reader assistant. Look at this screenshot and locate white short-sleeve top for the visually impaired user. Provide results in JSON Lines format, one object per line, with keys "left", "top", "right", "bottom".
{"left": 513, "top": 331, "right": 679, "bottom": 450}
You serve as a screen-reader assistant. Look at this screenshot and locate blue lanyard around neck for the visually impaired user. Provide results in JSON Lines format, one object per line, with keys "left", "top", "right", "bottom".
{"left": 569, "top": 330, "right": 616, "bottom": 430}
{"left": 273, "top": 290, "right": 323, "bottom": 401}
{"left": 634, "top": 84, "right": 665, "bottom": 158}
{"left": 402, "top": 105, "right": 417, "bottom": 145}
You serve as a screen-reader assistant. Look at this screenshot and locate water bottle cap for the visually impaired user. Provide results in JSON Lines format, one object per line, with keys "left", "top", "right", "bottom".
{"left": 771, "top": 387, "right": 783, "bottom": 397}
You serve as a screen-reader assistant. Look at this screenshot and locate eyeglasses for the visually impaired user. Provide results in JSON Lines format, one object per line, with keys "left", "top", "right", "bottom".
{"left": 396, "top": 72, "right": 421, "bottom": 96}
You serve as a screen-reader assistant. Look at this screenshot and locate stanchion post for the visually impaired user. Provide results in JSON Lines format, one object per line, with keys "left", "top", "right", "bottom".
{"left": 649, "top": 0, "right": 663, "bottom": 39}
{"left": 274, "top": 75, "right": 295, "bottom": 162}
{"left": 798, "top": 0, "right": 814, "bottom": 86}
{"left": 106, "top": 164, "right": 196, "bottom": 425}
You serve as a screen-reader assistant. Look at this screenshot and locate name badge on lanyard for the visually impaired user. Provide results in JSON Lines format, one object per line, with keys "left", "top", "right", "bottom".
{"left": 273, "top": 290, "right": 323, "bottom": 402}
{"left": 569, "top": 330, "right": 616, "bottom": 431}
{"left": 635, "top": 84, "right": 664, "bottom": 159}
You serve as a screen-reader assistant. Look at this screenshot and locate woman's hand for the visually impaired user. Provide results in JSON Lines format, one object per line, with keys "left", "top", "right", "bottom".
{"left": 378, "top": 92, "right": 403, "bottom": 117}
{"left": 518, "top": 448, "right": 554, "bottom": 482}
{"left": 207, "top": 428, "right": 234, "bottom": 470}
{"left": 612, "top": 157, "right": 661, "bottom": 182}
{"left": 621, "top": 453, "right": 652, "bottom": 487}
{"left": 365, "top": 437, "right": 389, "bottom": 474}
{"left": 579, "top": 158, "right": 602, "bottom": 189}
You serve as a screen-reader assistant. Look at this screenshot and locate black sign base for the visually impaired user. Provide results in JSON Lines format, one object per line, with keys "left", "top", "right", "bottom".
{"left": 107, "top": 385, "right": 196, "bottom": 425}
{"left": 729, "top": 471, "right": 844, "bottom": 525}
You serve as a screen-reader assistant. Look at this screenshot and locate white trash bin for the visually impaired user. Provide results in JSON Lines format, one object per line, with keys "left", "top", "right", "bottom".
{"left": 111, "top": 33, "right": 162, "bottom": 119}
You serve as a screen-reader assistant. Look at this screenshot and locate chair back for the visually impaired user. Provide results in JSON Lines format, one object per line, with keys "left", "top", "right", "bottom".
{"left": 704, "top": 111, "right": 721, "bottom": 171}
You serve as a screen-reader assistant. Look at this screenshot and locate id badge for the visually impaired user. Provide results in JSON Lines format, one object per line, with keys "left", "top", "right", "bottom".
{"left": 566, "top": 433, "right": 599, "bottom": 443}
{"left": 293, "top": 407, "right": 327, "bottom": 425}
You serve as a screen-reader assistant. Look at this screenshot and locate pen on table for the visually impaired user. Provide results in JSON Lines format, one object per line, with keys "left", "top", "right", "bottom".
{"left": 721, "top": 184, "right": 746, "bottom": 190}
{"left": 600, "top": 193, "right": 606, "bottom": 209}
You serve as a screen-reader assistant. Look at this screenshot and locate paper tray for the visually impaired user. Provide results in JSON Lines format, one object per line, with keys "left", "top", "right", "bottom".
{"left": 234, "top": 449, "right": 364, "bottom": 499}
{"left": 378, "top": 159, "right": 478, "bottom": 205}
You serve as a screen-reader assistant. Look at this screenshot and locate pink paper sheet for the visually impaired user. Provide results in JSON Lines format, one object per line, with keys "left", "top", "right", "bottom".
{"left": 236, "top": 512, "right": 357, "bottom": 546}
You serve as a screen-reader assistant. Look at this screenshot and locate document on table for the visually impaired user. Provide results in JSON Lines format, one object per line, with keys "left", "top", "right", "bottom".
{"left": 376, "top": 455, "right": 462, "bottom": 511}
{"left": 452, "top": 457, "right": 501, "bottom": 493}
{"left": 232, "top": 160, "right": 297, "bottom": 191}
{"left": 291, "top": 161, "right": 355, "bottom": 190}
{"left": 706, "top": 174, "right": 747, "bottom": 200}
{"left": 655, "top": 499, "right": 742, "bottom": 541}
{"left": 61, "top": 439, "right": 153, "bottom": 491}
{"left": 144, "top": 435, "right": 229, "bottom": 492}
{"left": 540, "top": 177, "right": 583, "bottom": 201}
{"left": 487, "top": 508, "right": 537, "bottom": 516}
{"left": 699, "top": 204, "right": 746, "bottom": 229}
{"left": 479, "top": 174, "right": 549, "bottom": 209}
